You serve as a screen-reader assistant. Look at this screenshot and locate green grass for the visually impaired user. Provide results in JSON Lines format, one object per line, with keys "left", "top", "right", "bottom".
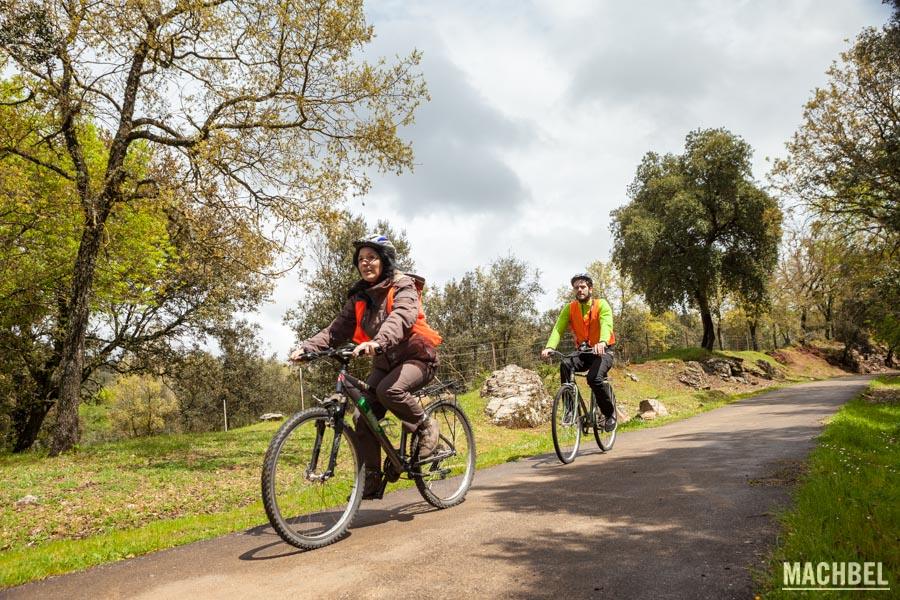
{"left": 757, "top": 374, "right": 900, "bottom": 598}
{"left": 0, "top": 356, "right": 836, "bottom": 590}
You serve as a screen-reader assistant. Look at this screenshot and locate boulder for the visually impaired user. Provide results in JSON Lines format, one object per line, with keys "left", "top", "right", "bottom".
{"left": 626, "top": 372, "right": 639, "bottom": 382}
{"left": 259, "top": 412, "right": 285, "bottom": 421}
{"left": 481, "top": 365, "right": 551, "bottom": 428}
{"left": 638, "top": 399, "right": 669, "bottom": 420}
{"left": 754, "top": 359, "right": 778, "bottom": 380}
{"left": 678, "top": 361, "right": 708, "bottom": 389}
{"left": 703, "top": 358, "right": 734, "bottom": 378}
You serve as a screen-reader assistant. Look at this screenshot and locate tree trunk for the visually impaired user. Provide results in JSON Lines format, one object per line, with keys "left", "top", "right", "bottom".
{"left": 49, "top": 218, "right": 108, "bottom": 455}
{"left": 12, "top": 400, "right": 54, "bottom": 452}
{"left": 824, "top": 296, "right": 833, "bottom": 340}
{"left": 748, "top": 319, "right": 759, "bottom": 352}
{"left": 800, "top": 307, "right": 808, "bottom": 342}
{"left": 697, "top": 293, "right": 715, "bottom": 351}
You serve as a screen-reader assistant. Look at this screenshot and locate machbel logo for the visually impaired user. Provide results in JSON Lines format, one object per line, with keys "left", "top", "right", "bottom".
{"left": 782, "top": 562, "right": 891, "bottom": 591}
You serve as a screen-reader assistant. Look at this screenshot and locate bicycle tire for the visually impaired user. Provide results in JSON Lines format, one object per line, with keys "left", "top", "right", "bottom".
{"left": 261, "top": 407, "right": 364, "bottom": 549}
{"left": 592, "top": 384, "right": 617, "bottom": 452}
{"left": 551, "top": 384, "right": 582, "bottom": 464}
{"left": 413, "top": 401, "right": 476, "bottom": 509}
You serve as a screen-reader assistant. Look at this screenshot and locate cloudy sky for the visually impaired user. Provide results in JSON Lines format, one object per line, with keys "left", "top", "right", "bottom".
{"left": 249, "top": 0, "right": 893, "bottom": 358}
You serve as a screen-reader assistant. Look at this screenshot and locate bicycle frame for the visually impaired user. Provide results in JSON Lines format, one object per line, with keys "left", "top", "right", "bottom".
{"left": 306, "top": 349, "right": 456, "bottom": 480}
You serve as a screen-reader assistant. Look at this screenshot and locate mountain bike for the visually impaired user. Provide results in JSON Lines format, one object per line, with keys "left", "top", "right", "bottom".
{"left": 546, "top": 346, "right": 617, "bottom": 464}
{"left": 261, "top": 345, "right": 476, "bottom": 550}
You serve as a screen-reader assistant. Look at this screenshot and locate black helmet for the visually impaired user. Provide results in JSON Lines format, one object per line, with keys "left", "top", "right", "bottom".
{"left": 570, "top": 273, "right": 593, "bottom": 287}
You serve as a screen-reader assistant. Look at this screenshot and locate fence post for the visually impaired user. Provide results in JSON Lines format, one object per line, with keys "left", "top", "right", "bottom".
{"left": 223, "top": 397, "right": 229, "bottom": 432}
{"left": 491, "top": 342, "right": 498, "bottom": 371}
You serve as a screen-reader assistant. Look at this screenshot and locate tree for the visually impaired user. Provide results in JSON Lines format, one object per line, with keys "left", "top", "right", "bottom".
{"left": 426, "top": 255, "right": 543, "bottom": 380}
{"left": 0, "top": 110, "right": 273, "bottom": 451}
{"left": 108, "top": 374, "right": 178, "bottom": 438}
{"left": 772, "top": 19, "right": 899, "bottom": 247}
{"left": 0, "top": 0, "right": 427, "bottom": 454}
{"left": 612, "top": 128, "right": 782, "bottom": 351}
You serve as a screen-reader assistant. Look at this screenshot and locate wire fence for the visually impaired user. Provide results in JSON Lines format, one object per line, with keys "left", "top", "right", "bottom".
{"left": 434, "top": 326, "right": 790, "bottom": 387}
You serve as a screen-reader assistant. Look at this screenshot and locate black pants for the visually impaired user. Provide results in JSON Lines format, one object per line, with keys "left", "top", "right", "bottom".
{"left": 559, "top": 350, "right": 615, "bottom": 417}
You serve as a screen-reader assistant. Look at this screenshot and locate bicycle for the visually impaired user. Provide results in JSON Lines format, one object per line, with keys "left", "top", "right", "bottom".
{"left": 261, "top": 345, "right": 476, "bottom": 550}
{"left": 546, "top": 345, "right": 618, "bottom": 464}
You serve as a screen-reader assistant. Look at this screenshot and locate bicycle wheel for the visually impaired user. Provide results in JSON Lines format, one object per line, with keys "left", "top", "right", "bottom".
{"left": 552, "top": 385, "right": 582, "bottom": 464}
{"left": 413, "top": 401, "right": 476, "bottom": 509}
{"left": 592, "top": 385, "right": 617, "bottom": 452}
{"left": 261, "top": 407, "right": 364, "bottom": 549}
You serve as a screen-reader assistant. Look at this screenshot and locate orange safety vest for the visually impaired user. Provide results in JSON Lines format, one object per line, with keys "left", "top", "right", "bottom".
{"left": 568, "top": 299, "right": 615, "bottom": 346}
{"left": 353, "top": 285, "right": 443, "bottom": 346}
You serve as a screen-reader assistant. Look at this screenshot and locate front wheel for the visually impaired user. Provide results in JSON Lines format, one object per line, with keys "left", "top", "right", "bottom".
{"left": 592, "top": 385, "right": 617, "bottom": 452}
{"left": 552, "top": 385, "right": 582, "bottom": 464}
{"left": 413, "top": 401, "right": 476, "bottom": 509}
{"left": 261, "top": 407, "right": 364, "bottom": 550}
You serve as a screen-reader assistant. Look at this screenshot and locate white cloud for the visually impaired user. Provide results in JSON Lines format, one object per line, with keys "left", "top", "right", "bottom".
{"left": 248, "top": 0, "right": 893, "bottom": 358}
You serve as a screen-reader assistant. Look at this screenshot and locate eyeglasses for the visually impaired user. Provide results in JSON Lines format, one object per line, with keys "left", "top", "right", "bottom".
{"left": 357, "top": 256, "right": 381, "bottom": 266}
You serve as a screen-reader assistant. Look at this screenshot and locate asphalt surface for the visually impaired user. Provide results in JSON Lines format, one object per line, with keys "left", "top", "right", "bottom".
{"left": 4, "top": 375, "right": 872, "bottom": 600}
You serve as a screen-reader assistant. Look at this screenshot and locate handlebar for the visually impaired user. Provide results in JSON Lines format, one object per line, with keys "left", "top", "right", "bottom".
{"left": 292, "top": 343, "right": 385, "bottom": 364}
{"left": 545, "top": 343, "right": 600, "bottom": 361}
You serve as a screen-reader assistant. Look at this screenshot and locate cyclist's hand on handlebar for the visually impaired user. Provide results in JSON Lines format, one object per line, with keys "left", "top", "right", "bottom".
{"left": 352, "top": 341, "right": 381, "bottom": 357}
{"left": 540, "top": 348, "right": 553, "bottom": 360}
{"left": 289, "top": 347, "right": 307, "bottom": 362}
{"left": 592, "top": 342, "right": 607, "bottom": 355}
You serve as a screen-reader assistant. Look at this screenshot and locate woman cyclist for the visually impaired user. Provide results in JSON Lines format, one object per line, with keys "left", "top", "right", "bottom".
{"left": 290, "top": 234, "right": 441, "bottom": 499}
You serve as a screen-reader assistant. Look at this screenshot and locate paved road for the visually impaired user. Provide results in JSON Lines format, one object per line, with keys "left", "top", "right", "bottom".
{"left": 5, "top": 375, "right": 872, "bottom": 600}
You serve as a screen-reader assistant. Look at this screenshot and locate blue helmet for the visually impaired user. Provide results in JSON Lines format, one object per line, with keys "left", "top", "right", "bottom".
{"left": 353, "top": 233, "right": 397, "bottom": 265}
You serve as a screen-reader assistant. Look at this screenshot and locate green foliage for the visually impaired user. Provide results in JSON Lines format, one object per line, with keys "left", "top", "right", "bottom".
{"left": 0, "top": 0, "right": 428, "bottom": 453}
{"left": 107, "top": 375, "right": 178, "bottom": 438}
{"left": 425, "top": 255, "right": 544, "bottom": 381}
{"left": 612, "top": 128, "right": 783, "bottom": 350}
{"left": 773, "top": 22, "right": 900, "bottom": 247}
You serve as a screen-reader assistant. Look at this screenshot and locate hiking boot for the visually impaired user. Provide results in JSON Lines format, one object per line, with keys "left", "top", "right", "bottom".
{"left": 362, "top": 468, "right": 385, "bottom": 500}
{"left": 416, "top": 417, "right": 440, "bottom": 458}
{"left": 603, "top": 414, "right": 617, "bottom": 432}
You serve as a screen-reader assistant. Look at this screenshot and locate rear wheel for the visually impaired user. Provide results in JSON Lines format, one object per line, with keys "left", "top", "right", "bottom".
{"left": 413, "top": 401, "right": 476, "bottom": 509}
{"left": 552, "top": 385, "right": 582, "bottom": 464}
{"left": 261, "top": 407, "right": 363, "bottom": 549}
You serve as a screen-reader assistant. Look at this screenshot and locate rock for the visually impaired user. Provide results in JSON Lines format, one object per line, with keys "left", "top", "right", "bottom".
{"left": 754, "top": 359, "right": 778, "bottom": 380}
{"left": 481, "top": 365, "right": 551, "bottom": 428}
{"left": 638, "top": 398, "right": 669, "bottom": 420}
{"left": 703, "top": 358, "right": 733, "bottom": 378}
{"left": 626, "top": 372, "right": 639, "bottom": 382}
{"left": 15, "top": 495, "right": 39, "bottom": 508}
{"left": 259, "top": 412, "right": 285, "bottom": 421}
{"left": 678, "top": 361, "right": 707, "bottom": 388}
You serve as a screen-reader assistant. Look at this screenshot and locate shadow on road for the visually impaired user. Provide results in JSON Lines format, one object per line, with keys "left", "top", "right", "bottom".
{"left": 465, "top": 378, "right": 865, "bottom": 599}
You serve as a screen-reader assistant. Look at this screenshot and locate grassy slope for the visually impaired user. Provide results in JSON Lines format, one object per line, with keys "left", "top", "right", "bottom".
{"left": 0, "top": 347, "right": 851, "bottom": 588}
{"left": 757, "top": 375, "right": 899, "bottom": 598}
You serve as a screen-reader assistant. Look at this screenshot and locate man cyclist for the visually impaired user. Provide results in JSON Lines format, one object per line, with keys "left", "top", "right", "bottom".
{"left": 541, "top": 273, "right": 617, "bottom": 431}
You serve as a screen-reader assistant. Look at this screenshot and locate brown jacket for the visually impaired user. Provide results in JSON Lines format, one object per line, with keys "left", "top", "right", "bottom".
{"left": 302, "top": 272, "right": 438, "bottom": 370}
